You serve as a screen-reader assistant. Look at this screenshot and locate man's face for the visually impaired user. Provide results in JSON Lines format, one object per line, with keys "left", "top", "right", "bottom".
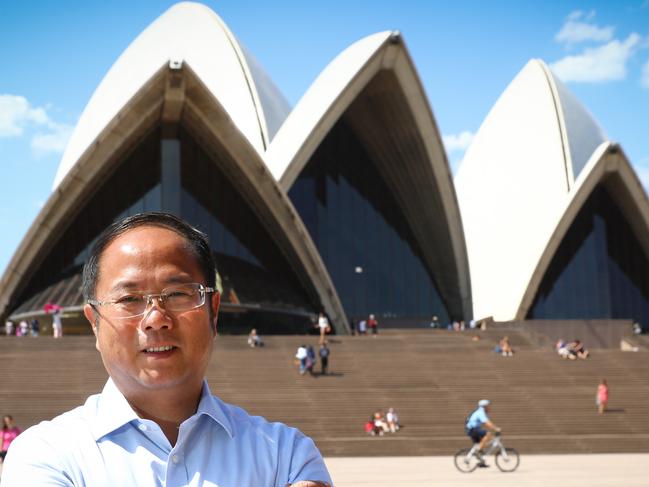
{"left": 83, "top": 225, "right": 220, "bottom": 400}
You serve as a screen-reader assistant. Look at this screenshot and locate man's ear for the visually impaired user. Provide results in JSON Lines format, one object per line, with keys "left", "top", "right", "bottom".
{"left": 83, "top": 304, "right": 97, "bottom": 333}
{"left": 83, "top": 304, "right": 100, "bottom": 351}
{"left": 211, "top": 292, "right": 221, "bottom": 335}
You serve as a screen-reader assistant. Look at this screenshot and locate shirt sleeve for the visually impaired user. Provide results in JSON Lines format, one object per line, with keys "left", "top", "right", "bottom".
{"left": 285, "top": 432, "right": 333, "bottom": 486}
{"left": 0, "top": 428, "right": 74, "bottom": 487}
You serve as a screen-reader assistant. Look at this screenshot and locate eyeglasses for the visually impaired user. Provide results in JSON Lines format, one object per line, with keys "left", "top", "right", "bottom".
{"left": 88, "top": 283, "right": 215, "bottom": 320}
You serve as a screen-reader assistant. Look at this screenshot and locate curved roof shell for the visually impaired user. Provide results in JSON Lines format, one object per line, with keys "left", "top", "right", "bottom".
{"left": 456, "top": 58, "right": 639, "bottom": 321}
{"left": 265, "top": 32, "right": 472, "bottom": 319}
{"left": 0, "top": 6, "right": 347, "bottom": 333}
{"left": 265, "top": 31, "right": 392, "bottom": 184}
{"left": 517, "top": 142, "right": 649, "bottom": 319}
{"left": 52, "top": 1, "right": 290, "bottom": 190}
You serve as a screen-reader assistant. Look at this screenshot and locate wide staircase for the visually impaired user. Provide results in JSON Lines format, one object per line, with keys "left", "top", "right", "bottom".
{"left": 1, "top": 329, "right": 649, "bottom": 456}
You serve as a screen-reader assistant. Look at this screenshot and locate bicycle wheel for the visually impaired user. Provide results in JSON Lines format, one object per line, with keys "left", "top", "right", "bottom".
{"left": 454, "top": 448, "right": 480, "bottom": 473}
{"left": 495, "top": 447, "right": 520, "bottom": 472}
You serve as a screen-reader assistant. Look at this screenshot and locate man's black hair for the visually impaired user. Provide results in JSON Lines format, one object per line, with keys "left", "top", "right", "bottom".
{"left": 81, "top": 212, "right": 216, "bottom": 301}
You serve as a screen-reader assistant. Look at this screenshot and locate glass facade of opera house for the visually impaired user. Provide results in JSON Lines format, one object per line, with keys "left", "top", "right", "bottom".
{"left": 528, "top": 186, "right": 649, "bottom": 326}
{"left": 289, "top": 119, "right": 448, "bottom": 323}
{"left": 12, "top": 128, "right": 312, "bottom": 334}
{"left": 6, "top": 122, "right": 649, "bottom": 334}
{"left": 9, "top": 123, "right": 451, "bottom": 334}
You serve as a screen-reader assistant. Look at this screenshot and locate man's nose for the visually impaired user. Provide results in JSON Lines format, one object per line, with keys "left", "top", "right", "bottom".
{"left": 140, "top": 296, "right": 172, "bottom": 330}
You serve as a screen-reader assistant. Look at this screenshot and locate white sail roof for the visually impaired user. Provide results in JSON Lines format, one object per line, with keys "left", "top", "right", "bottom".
{"left": 264, "top": 31, "right": 393, "bottom": 183}
{"left": 53, "top": 1, "right": 289, "bottom": 190}
{"left": 551, "top": 72, "right": 607, "bottom": 182}
{"left": 455, "top": 59, "right": 608, "bottom": 321}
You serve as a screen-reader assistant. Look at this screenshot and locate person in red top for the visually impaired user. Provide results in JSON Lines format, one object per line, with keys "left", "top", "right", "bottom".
{"left": 367, "top": 314, "right": 378, "bottom": 336}
{"left": 597, "top": 379, "right": 609, "bottom": 414}
{"left": 0, "top": 415, "right": 21, "bottom": 462}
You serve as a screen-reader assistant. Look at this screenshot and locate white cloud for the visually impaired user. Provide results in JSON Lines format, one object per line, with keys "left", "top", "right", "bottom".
{"left": 556, "top": 11, "right": 614, "bottom": 45}
{"left": 567, "top": 10, "right": 597, "bottom": 22}
{"left": 641, "top": 59, "right": 649, "bottom": 88}
{"left": 556, "top": 21, "right": 613, "bottom": 44}
{"left": 566, "top": 10, "right": 584, "bottom": 21}
{"left": 442, "top": 131, "right": 475, "bottom": 153}
{"left": 0, "top": 94, "right": 48, "bottom": 137}
{"left": 0, "top": 93, "right": 73, "bottom": 155}
{"left": 31, "top": 122, "right": 74, "bottom": 156}
{"left": 550, "top": 33, "right": 640, "bottom": 82}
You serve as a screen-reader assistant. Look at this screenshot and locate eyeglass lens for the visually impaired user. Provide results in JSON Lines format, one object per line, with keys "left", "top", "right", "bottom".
{"left": 108, "top": 283, "right": 206, "bottom": 318}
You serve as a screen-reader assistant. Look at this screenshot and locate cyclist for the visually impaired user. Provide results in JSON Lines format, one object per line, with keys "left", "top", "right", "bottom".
{"left": 465, "top": 399, "right": 501, "bottom": 467}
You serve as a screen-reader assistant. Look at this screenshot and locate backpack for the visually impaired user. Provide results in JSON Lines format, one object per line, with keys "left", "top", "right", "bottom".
{"left": 464, "top": 410, "right": 475, "bottom": 434}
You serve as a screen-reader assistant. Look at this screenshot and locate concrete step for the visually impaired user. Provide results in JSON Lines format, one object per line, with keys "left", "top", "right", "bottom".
{"left": 1, "top": 331, "right": 648, "bottom": 456}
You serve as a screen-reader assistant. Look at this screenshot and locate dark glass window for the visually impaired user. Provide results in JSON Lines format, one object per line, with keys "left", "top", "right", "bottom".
{"left": 11, "top": 126, "right": 317, "bottom": 335}
{"left": 13, "top": 128, "right": 162, "bottom": 311}
{"left": 178, "top": 128, "right": 313, "bottom": 313}
{"left": 289, "top": 119, "right": 449, "bottom": 323}
{"left": 528, "top": 186, "right": 649, "bottom": 325}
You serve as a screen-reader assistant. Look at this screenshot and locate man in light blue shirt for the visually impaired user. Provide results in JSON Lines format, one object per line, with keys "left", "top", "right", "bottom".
{"left": 465, "top": 399, "right": 500, "bottom": 467}
{"left": 1, "top": 213, "right": 332, "bottom": 487}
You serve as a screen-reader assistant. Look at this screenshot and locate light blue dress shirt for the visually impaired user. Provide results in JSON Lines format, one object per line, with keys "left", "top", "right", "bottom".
{"left": 1, "top": 379, "right": 332, "bottom": 486}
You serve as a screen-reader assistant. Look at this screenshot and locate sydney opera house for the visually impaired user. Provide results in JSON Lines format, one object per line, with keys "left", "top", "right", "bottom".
{"left": 1, "top": 2, "right": 648, "bottom": 335}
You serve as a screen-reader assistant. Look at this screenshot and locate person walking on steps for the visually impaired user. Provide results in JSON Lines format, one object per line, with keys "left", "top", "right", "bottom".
{"left": 319, "top": 342, "right": 330, "bottom": 375}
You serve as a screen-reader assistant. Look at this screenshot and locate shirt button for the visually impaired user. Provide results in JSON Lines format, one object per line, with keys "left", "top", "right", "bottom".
{"left": 138, "top": 424, "right": 147, "bottom": 431}
{"left": 172, "top": 455, "right": 180, "bottom": 464}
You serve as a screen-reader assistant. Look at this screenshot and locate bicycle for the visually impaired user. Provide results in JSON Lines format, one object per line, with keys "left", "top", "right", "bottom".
{"left": 453, "top": 432, "right": 520, "bottom": 473}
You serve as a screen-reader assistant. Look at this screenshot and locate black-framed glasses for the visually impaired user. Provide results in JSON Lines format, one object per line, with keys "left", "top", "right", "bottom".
{"left": 88, "top": 283, "right": 215, "bottom": 320}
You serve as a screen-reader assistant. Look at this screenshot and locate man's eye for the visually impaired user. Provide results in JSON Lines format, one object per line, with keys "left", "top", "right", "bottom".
{"left": 115, "top": 295, "right": 143, "bottom": 304}
{"left": 166, "top": 290, "right": 192, "bottom": 299}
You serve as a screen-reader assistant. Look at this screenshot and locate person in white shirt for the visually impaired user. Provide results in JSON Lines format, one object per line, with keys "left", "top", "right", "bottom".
{"left": 296, "top": 345, "right": 308, "bottom": 375}
{"left": 386, "top": 407, "right": 400, "bottom": 433}
{"left": 317, "top": 313, "right": 330, "bottom": 344}
{"left": 52, "top": 309, "right": 63, "bottom": 338}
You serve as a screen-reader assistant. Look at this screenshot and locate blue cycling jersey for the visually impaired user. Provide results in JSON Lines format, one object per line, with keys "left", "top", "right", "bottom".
{"left": 466, "top": 406, "right": 489, "bottom": 429}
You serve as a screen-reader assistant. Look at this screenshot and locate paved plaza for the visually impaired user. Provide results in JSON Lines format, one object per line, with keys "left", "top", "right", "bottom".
{"left": 325, "top": 453, "right": 649, "bottom": 487}
{"left": 2, "top": 453, "right": 646, "bottom": 485}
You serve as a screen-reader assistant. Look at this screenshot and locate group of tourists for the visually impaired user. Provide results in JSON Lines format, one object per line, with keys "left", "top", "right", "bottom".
{"left": 353, "top": 314, "right": 379, "bottom": 335}
{"left": 295, "top": 342, "right": 330, "bottom": 376}
{"left": 556, "top": 338, "right": 590, "bottom": 360}
{"left": 4, "top": 320, "right": 39, "bottom": 337}
{"left": 365, "top": 408, "right": 400, "bottom": 436}
{"left": 4, "top": 309, "right": 63, "bottom": 338}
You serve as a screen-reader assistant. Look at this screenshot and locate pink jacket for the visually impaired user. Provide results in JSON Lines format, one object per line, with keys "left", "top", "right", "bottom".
{"left": 2, "top": 426, "right": 21, "bottom": 451}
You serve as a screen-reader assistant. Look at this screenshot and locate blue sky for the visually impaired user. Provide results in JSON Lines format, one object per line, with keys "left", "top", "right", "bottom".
{"left": 1, "top": 1, "right": 649, "bottom": 276}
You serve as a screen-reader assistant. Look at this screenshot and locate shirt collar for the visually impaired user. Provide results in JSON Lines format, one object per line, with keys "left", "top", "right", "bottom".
{"left": 89, "top": 378, "right": 140, "bottom": 441}
{"left": 89, "top": 378, "right": 234, "bottom": 441}
{"left": 195, "top": 380, "right": 234, "bottom": 439}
